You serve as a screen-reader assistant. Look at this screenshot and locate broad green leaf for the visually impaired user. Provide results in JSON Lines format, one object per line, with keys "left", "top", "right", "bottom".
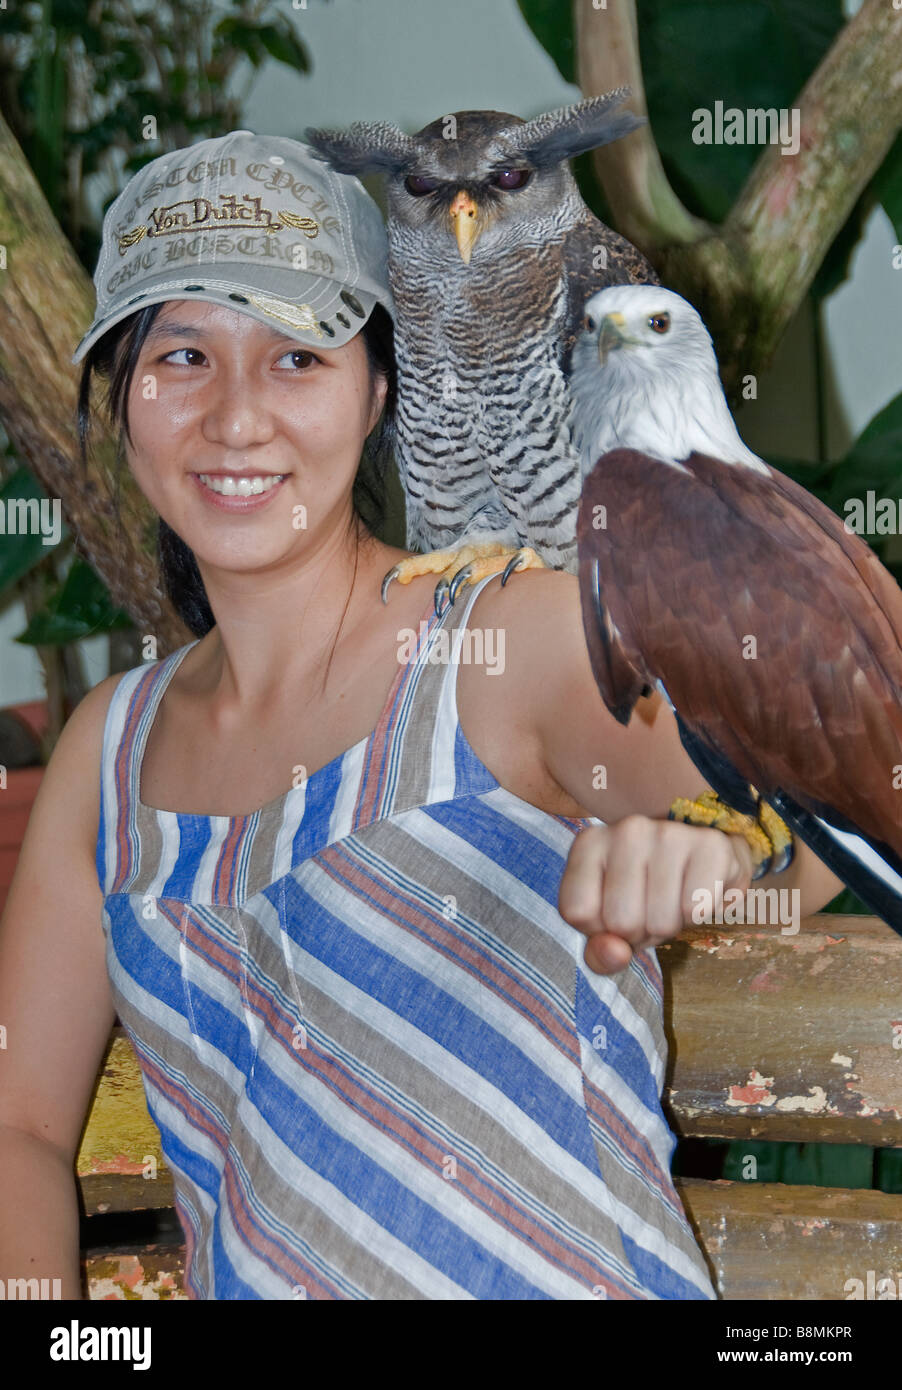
{"left": 16, "top": 556, "right": 132, "bottom": 645}
{"left": 0, "top": 467, "right": 63, "bottom": 592}
{"left": 256, "top": 22, "right": 310, "bottom": 73}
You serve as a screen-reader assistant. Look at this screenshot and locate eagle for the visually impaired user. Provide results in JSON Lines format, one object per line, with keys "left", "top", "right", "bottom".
{"left": 305, "top": 91, "right": 657, "bottom": 613}
{"left": 571, "top": 284, "right": 902, "bottom": 935}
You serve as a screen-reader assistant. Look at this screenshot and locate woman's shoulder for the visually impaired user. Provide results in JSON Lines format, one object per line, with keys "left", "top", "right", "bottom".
{"left": 456, "top": 567, "right": 596, "bottom": 819}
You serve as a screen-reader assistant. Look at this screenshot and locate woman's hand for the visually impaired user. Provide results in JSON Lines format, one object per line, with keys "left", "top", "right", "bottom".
{"left": 558, "top": 815, "right": 754, "bottom": 975}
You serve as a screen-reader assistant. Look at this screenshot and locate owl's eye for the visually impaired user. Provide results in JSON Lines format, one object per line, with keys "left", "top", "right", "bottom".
{"left": 490, "top": 169, "right": 532, "bottom": 191}
{"left": 648, "top": 312, "right": 671, "bottom": 334}
{"left": 404, "top": 174, "right": 440, "bottom": 197}
{"left": 583, "top": 314, "right": 596, "bottom": 332}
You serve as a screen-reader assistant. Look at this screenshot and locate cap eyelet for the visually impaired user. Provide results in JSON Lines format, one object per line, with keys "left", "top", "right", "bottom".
{"left": 336, "top": 313, "right": 350, "bottom": 328}
{"left": 127, "top": 294, "right": 146, "bottom": 304}
{"left": 318, "top": 321, "right": 335, "bottom": 337}
{"left": 340, "top": 290, "right": 365, "bottom": 318}
{"left": 229, "top": 293, "right": 249, "bottom": 303}
{"left": 183, "top": 284, "right": 204, "bottom": 292}
{"left": 268, "top": 155, "right": 285, "bottom": 166}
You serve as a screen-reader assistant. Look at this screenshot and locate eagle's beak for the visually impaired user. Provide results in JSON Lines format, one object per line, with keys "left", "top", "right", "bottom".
{"left": 598, "top": 312, "right": 629, "bottom": 365}
{"left": 449, "top": 190, "right": 480, "bottom": 264}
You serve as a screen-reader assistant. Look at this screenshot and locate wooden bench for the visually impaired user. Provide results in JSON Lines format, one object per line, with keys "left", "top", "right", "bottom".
{"left": 76, "top": 912, "right": 902, "bottom": 1300}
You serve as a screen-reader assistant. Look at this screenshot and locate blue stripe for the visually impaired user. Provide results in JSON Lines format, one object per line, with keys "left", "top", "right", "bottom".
{"left": 574, "top": 969, "right": 663, "bottom": 1117}
{"left": 280, "top": 872, "right": 599, "bottom": 1170}
{"left": 422, "top": 795, "right": 569, "bottom": 907}
{"left": 246, "top": 1050, "right": 553, "bottom": 1300}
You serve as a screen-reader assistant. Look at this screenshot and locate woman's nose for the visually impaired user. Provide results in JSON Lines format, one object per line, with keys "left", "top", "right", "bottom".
{"left": 201, "top": 372, "right": 276, "bottom": 448}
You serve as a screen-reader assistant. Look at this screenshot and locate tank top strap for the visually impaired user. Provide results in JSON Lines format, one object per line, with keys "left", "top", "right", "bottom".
{"left": 96, "top": 641, "right": 200, "bottom": 896}
{"left": 350, "top": 571, "right": 502, "bottom": 828}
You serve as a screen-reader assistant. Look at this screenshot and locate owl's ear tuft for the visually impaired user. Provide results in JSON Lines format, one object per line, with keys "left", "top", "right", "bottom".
{"left": 502, "top": 89, "right": 646, "bottom": 170}
{"left": 304, "top": 123, "right": 418, "bottom": 176}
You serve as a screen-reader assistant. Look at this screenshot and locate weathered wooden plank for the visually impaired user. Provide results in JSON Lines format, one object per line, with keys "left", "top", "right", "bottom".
{"left": 81, "top": 1180, "right": 902, "bottom": 1301}
{"left": 84, "top": 1242, "right": 187, "bottom": 1301}
{"left": 676, "top": 1176, "right": 902, "bottom": 1300}
{"left": 660, "top": 915, "right": 902, "bottom": 1144}
{"left": 76, "top": 1031, "right": 172, "bottom": 1215}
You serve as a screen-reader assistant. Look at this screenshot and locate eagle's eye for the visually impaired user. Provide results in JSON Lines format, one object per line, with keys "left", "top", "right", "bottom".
{"left": 648, "top": 312, "right": 671, "bottom": 334}
{"left": 490, "top": 169, "right": 532, "bottom": 191}
{"left": 583, "top": 314, "right": 596, "bottom": 332}
{"left": 404, "top": 174, "right": 440, "bottom": 197}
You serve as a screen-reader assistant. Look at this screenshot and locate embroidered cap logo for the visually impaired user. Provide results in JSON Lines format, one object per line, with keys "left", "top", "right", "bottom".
{"left": 119, "top": 192, "right": 319, "bottom": 254}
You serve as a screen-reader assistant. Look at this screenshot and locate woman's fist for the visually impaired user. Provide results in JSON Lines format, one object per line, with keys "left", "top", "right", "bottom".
{"left": 558, "top": 815, "right": 754, "bottom": 975}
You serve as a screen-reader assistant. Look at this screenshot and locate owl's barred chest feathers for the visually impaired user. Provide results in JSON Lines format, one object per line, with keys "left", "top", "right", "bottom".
{"left": 389, "top": 218, "right": 584, "bottom": 565}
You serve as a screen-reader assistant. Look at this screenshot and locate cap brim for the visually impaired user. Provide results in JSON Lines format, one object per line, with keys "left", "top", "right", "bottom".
{"left": 71, "top": 263, "right": 386, "bottom": 364}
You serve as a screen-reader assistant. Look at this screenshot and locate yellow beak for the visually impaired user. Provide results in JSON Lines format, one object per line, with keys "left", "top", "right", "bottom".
{"left": 598, "top": 311, "right": 629, "bottom": 365}
{"left": 449, "top": 190, "right": 480, "bottom": 264}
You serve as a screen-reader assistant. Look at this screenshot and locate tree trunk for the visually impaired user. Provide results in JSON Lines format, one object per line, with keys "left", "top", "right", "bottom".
{"left": 0, "top": 111, "right": 191, "bottom": 657}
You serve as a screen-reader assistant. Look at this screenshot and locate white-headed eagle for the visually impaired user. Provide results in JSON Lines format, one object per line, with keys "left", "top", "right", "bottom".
{"left": 572, "top": 284, "right": 902, "bottom": 935}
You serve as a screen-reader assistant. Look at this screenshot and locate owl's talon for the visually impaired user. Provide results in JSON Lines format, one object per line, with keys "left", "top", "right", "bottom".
{"left": 381, "top": 566, "right": 400, "bottom": 604}
{"left": 500, "top": 550, "right": 526, "bottom": 587}
{"left": 448, "top": 563, "right": 474, "bottom": 606}
{"left": 434, "top": 578, "right": 451, "bottom": 618}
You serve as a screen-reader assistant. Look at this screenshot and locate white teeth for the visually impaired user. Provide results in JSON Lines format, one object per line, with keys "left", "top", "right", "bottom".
{"left": 197, "top": 474, "right": 285, "bottom": 497}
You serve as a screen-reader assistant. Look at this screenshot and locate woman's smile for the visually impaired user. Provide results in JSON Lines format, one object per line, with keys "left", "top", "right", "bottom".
{"left": 191, "top": 471, "right": 290, "bottom": 511}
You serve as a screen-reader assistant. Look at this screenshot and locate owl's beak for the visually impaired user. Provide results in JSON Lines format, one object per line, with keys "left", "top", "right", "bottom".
{"left": 598, "top": 312, "right": 629, "bottom": 365}
{"left": 449, "top": 190, "right": 481, "bottom": 264}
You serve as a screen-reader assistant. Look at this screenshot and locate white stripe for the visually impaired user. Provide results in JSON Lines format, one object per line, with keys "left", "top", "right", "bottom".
{"left": 813, "top": 815, "right": 902, "bottom": 898}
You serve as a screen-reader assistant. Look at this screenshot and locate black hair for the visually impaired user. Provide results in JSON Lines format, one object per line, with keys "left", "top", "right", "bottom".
{"left": 77, "top": 300, "right": 397, "bottom": 638}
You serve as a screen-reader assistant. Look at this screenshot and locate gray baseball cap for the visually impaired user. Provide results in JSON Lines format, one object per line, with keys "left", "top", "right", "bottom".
{"left": 72, "top": 129, "right": 394, "bottom": 363}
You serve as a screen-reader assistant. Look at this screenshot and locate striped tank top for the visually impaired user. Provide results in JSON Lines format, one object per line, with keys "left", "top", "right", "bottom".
{"left": 97, "top": 572, "right": 716, "bottom": 1301}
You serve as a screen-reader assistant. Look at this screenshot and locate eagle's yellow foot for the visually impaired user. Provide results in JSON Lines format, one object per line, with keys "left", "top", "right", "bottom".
{"left": 668, "top": 789, "right": 794, "bottom": 880}
{"left": 381, "top": 543, "right": 545, "bottom": 616}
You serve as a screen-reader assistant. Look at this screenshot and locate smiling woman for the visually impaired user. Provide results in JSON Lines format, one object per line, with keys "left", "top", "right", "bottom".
{"left": 0, "top": 130, "right": 841, "bottom": 1304}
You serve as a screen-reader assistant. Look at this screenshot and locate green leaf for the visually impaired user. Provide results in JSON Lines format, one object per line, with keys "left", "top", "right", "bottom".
{"left": 16, "top": 556, "right": 132, "bottom": 645}
{"left": 639, "top": 0, "right": 845, "bottom": 222}
{"left": 256, "top": 22, "right": 310, "bottom": 73}
{"left": 0, "top": 467, "right": 63, "bottom": 592}
{"left": 514, "top": 0, "right": 576, "bottom": 85}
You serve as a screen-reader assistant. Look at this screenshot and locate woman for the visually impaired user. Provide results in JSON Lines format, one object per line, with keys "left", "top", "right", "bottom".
{"left": 0, "top": 132, "right": 842, "bottom": 1300}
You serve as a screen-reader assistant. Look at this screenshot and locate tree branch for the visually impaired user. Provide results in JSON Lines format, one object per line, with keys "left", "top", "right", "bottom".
{"left": 575, "top": 0, "right": 902, "bottom": 391}
{"left": 574, "top": 0, "right": 707, "bottom": 248}
{"left": 0, "top": 111, "right": 190, "bottom": 655}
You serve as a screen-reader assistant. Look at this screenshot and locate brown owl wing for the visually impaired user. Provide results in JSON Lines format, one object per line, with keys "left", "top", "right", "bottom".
{"left": 559, "top": 213, "right": 659, "bottom": 376}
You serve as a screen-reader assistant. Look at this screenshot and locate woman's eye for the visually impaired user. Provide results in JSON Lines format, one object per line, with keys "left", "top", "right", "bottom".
{"left": 162, "top": 347, "right": 206, "bottom": 365}
{"left": 490, "top": 169, "right": 531, "bottom": 191}
{"left": 274, "top": 349, "right": 318, "bottom": 370}
{"left": 404, "top": 174, "right": 439, "bottom": 197}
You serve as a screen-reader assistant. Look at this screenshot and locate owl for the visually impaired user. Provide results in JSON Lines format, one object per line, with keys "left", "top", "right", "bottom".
{"left": 306, "top": 90, "right": 658, "bottom": 612}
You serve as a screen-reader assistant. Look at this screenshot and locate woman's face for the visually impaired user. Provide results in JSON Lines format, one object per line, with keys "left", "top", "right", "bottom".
{"left": 123, "top": 299, "right": 387, "bottom": 574}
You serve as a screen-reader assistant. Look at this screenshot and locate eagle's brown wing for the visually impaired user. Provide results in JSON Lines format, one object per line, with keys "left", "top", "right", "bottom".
{"left": 576, "top": 447, "right": 902, "bottom": 859}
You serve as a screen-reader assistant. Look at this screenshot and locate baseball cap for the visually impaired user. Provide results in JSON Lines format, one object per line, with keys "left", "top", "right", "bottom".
{"left": 72, "top": 129, "right": 394, "bottom": 363}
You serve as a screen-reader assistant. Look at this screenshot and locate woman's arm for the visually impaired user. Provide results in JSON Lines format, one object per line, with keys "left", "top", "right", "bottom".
{"left": 464, "top": 569, "right": 844, "bottom": 973}
{"left": 0, "top": 674, "right": 122, "bottom": 1296}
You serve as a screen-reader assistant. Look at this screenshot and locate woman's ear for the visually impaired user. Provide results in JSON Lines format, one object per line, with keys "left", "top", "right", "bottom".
{"left": 366, "top": 369, "right": 389, "bottom": 434}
